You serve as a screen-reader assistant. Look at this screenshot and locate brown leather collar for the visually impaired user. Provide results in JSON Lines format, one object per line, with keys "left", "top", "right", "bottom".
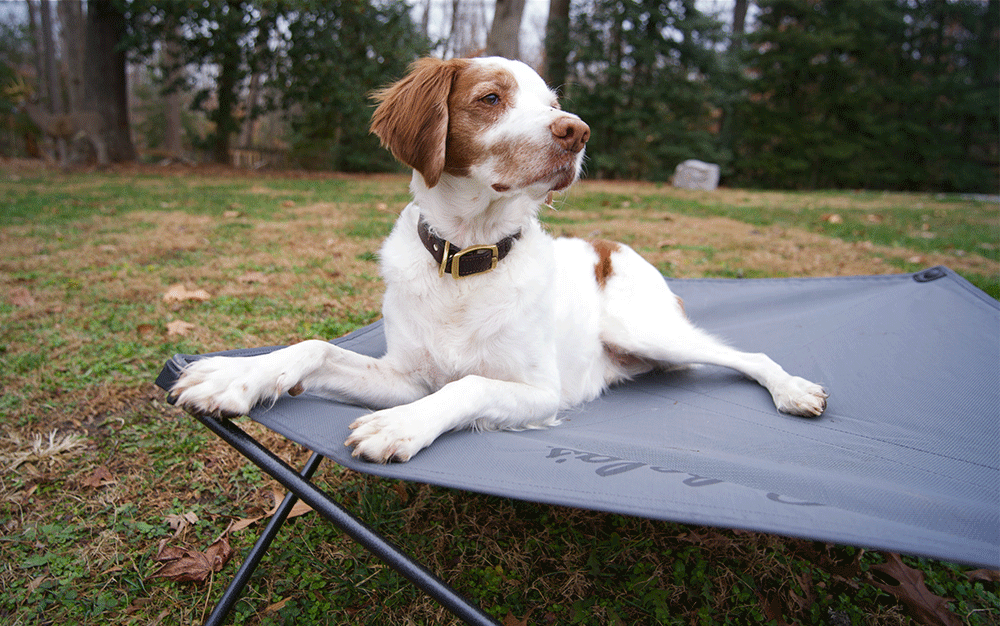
{"left": 418, "top": 217, "right": 521, "bottom": 279}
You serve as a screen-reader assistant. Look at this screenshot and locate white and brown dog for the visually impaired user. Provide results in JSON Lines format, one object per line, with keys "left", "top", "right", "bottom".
{"left": 172, "top": 57, "right": 827, "bottom": 462}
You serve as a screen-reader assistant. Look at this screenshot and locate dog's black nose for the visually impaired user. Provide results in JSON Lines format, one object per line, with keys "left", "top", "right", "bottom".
{"left": 550, "top": 117, "right": 590, "bottom": 154}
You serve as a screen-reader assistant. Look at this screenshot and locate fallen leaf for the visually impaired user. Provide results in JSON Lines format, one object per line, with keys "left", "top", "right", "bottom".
{"left": 227, "top": 516, "right": 262, "bottom": 534}
{"left": 81, "top": 465, "right": 115, "bottom": 488}
{"left": 164, "top": 511, "right": 198, "bottom": 534}
{"left": 151, "top": 536, "right": 233, "bottom": 584}
{"left": 392, "top": 481, "right": 409, "bottom": 503}
{"left": 965, "top": 568, "right": 1000, "bottom": 583}
{"left": 126, "top": 597, "right": 150, "bottom": 615}
{"left": 262, "top": 597, "right": 290, "bottom": 615}
{"left": 870, "top": 553, "right": 962, "bottom": 626}
{"left": 163, "top": 284, "right": 211, "bottom": 304}
{"left": 166, "top": 320, "right": 195, "bottom": 338}
{"left": 503, "top": 611, "right": 530, "bottom": 626}
{"left": 26, "top": 575, "right": 47, "bottom": 593}
{"left": 9, "top": 287, "right": 35, "bottom": 308}
{"left": 266, "top": 490, "right": 313, "bottom": 519}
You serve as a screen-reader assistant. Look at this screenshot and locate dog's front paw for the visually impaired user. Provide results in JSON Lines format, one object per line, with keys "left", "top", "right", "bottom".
{"left": 345, "top": 408, "right": 439, "bottom": 463}
{"left": 171, "top": 356, "right": 275, "bottom": 418}
{"left": 771, "top": 376, "right": 828, "bottom": 417}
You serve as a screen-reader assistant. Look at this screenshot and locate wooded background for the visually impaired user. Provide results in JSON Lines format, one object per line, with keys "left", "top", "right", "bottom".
{"left": 0, "top": 0, "right": 997, "bottom": 192}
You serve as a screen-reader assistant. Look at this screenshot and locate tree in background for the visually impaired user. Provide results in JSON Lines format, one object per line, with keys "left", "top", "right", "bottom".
{"left": 485, "top": 0, "right": 526, "bottom": 59}
{"left": 277, "top": 0, "right": 430, "bottom": 171}
{"left": 566, "top": 0, "right": 728, "bottom": 180}
{"left": 735, "top": 0, "right": 998, "bottom": 192}
{"left": 543, "top": 0, "right": 571, "bottom": 90}
{"left": 0, "top": 10, "right": 33, "bottom": 157}
{"left": 127, "top": 0, "right": 276, "bottom": 164}
{"left": 8, "top": 0, "right": 135, "bottom": 164}
{"left": 125, "top": 0, "right": 427, "bottom": 170}
{"left": 84, "top": 0, "right": 136, "bottom": 162}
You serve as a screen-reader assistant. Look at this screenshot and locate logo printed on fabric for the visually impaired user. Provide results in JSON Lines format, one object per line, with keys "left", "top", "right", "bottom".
{"left": 545, "top": 447, "right": 824, "bottom": 507}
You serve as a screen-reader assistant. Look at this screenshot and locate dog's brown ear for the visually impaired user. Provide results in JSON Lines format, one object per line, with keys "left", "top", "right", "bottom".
{"left": 370, "top": 58, "right": 465, "bottom": 188}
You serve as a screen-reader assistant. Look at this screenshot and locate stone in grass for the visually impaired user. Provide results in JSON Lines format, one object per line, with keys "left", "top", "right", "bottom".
{"left": 673, "top": 159, "right": 720, "bottom": 191}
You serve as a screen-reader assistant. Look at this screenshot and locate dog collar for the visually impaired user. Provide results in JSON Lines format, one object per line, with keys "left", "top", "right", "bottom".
{"left": 417, "top": 217, "right": 521, "bottom": 279}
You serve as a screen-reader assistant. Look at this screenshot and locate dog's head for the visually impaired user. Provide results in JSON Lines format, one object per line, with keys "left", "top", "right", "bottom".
{"left": 371, "top": 57, "right": 589, "bottom": 197}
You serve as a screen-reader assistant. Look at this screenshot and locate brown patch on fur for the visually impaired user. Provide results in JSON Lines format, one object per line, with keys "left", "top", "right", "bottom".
{"left": 590, "top": 239, "right": 621, "bottom": 288}
{"left": 370, "top": 58, "right": 471, "bottom": 188}
{"left": 675, "top": 295, "right": 687, "bottom": 318}
{"left": 443, "top": 62, "right": 517, "bottom": 177}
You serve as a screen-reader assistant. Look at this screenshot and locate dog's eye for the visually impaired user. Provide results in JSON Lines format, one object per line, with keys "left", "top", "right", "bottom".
{"left": 480, "top": 93, "right": 500, "bottom": 106}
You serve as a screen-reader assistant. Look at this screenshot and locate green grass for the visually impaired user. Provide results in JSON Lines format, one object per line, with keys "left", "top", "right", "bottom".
{"left": 1, "top": 165, "right": 997, "bottom": 625}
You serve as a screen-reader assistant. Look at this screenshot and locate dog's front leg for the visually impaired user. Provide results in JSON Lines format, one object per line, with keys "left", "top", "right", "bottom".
{"left": 171, "top": 340, "right": 426, "bottom": 417}
{"left": 345, "top": 375, "right": 561, "bottom": 463}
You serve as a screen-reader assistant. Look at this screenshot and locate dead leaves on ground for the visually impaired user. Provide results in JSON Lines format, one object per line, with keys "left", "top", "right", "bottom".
{"left": 165, "top": 319, "right": 196, "bottom": 338}
{"left": 81, "top": 465, "right": 116, "bottom": 488}
{"left": 162, "top": 284, "right": 211, "bottom": 305}
{"left": 151, "top": 536, "right": 233, "bottom": 584}
{"left": 781, "top": 545, "right": 983, "bottom": 626}
{"left": 150, "top": 490, "right": 312, "bottom": 586}
{"left": 870, "top": 553, "right": 964, "bottom": 626}
{"left": 161, "top": 284, "right": 209, "bottom": 338}
{"left": 8, "top": 286, "right": 36, "bottom": 307}
{"left": 225, "top": 489, "right": 313, "bottom": 534}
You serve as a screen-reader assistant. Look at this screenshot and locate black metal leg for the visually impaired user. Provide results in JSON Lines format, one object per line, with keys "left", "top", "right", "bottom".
{"left": 203, "top": 451, "right": 324, "bottom": 626}
{"left": 194, "top": 414, "right": 501, "bottom": 626}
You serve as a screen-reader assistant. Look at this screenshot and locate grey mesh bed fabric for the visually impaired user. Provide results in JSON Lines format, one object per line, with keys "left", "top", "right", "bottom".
{"left": 160, "top": 266, "right": 1000, "bottom": 569}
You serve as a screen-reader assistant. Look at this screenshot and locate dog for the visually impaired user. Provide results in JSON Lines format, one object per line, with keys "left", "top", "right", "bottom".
{"left": 171, "top": 57, "right": 828, "bottom": 463}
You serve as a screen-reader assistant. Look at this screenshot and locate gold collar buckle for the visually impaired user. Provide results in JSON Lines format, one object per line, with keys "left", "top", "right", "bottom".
{"left": 439, "top": 241, "right": 500, "bottom": 279}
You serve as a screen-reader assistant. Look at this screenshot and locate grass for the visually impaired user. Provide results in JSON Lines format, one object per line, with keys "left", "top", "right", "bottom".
{"left": 1, "top": 161, "right": 997, "bottom": 625}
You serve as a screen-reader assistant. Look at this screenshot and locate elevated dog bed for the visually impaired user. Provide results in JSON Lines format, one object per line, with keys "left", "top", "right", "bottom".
{"left": 157, "top": 266, "right": 999, "bottom": 624}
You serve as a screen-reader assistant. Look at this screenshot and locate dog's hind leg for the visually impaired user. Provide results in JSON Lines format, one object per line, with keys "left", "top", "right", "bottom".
{"left": 597, "top": 246, "right": 827, "bottom": 417}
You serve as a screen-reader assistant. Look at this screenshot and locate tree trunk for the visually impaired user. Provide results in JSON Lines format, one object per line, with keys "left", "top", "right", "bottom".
{"left": 420, "top": 0, "right": 431, "bottom": 38}
{"left": 238, "top": 10, "right": 272, "bottom": 148}
{"left": 718, "top": 0, "right": 751, "bottom": 174}
{"left": 448, "top": 0, "right": 463, "bottom": 57}
{"left": 25, "top": 1, "right": 45, "bottom": 102}
{"left": 58, "top": 0, "right": 86, "bottom": 112}
{"left": 162, "top": 39, "right": 184, "bottom": 158}
{"left": 486, "top": 0, "right": 527, "bottom": 60}
{"left": 83, "top": 0, "right": 137, "bottom": 162}
{"left": 543, "top": 0, "right": 571, "bottom": 90}
{"left": 39, "top": 0, "right": 60, "bottom": 113}
{"left": 732, "top": 0, "right": 749, "bottom": 39}
{"left": 39, "top": 0, "right": 65, "bottom": 163}
{"left": 213, "top": 50, "right": 239, "bottom": 164}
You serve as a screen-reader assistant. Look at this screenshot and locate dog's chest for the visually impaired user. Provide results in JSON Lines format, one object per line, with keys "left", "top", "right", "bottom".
{"left": 379, "top": 216, "right": 556, "bottom": 386}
